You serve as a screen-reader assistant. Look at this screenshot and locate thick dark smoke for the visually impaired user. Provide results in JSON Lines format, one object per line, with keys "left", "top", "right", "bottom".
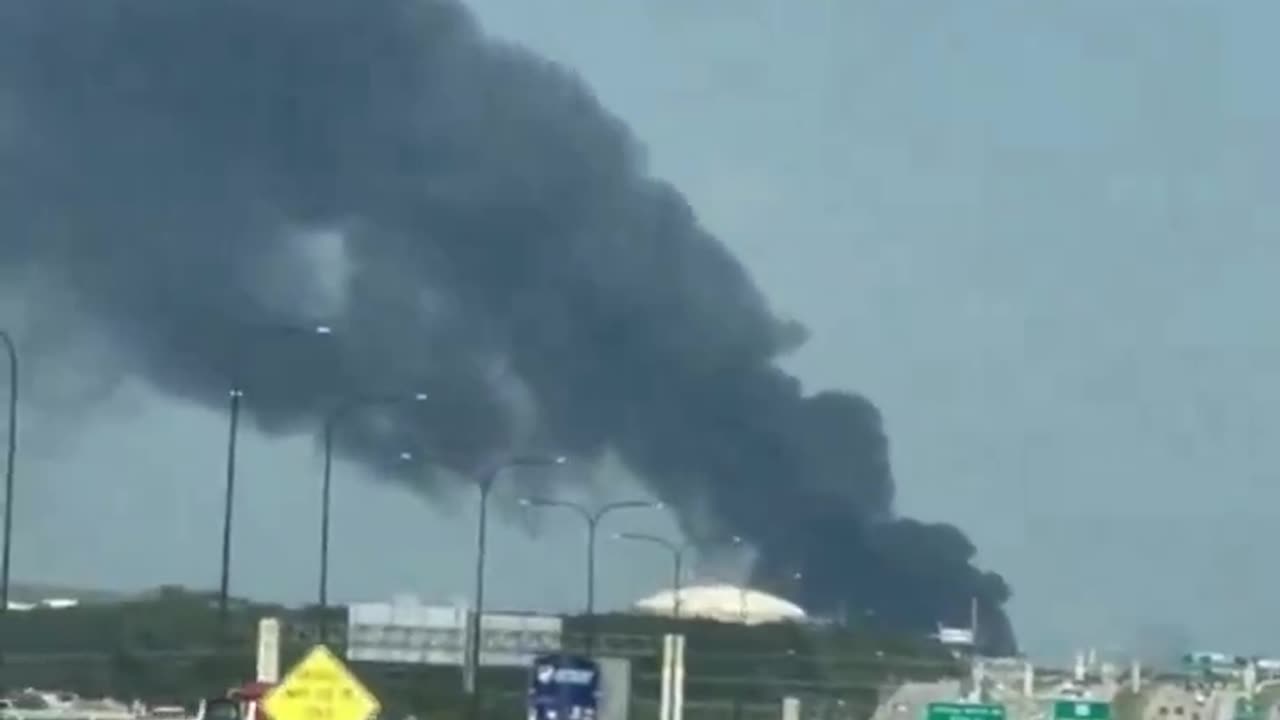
{"left": 0, "top": 0, "right": 1014, "bottom": 652}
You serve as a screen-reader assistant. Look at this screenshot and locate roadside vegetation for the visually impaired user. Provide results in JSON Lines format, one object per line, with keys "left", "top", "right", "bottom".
{"left": 0, "top": 587, "right": 960, "bottom": 720}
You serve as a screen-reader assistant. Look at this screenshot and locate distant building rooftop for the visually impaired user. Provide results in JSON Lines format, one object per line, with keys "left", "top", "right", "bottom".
{"left": 631, "top": 583, "right": 806, "bottom": 625}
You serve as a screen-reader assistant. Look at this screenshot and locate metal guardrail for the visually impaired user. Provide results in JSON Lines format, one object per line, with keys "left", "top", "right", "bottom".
{"left": 635, "top": 673, "right": 894, "bottom": 694}
{"left": 0, "top": 650, "right": 232, "bottom": 664}
{"left": 0, "top": 711, "right": 135, "bottom": 720}
{"left": 0, "top": 633, "right": 662, "bottom": 664}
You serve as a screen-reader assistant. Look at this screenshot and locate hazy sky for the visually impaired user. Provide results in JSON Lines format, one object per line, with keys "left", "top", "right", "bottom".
{"left": 5, "top": 0, "right": 1280, "bottom": 661}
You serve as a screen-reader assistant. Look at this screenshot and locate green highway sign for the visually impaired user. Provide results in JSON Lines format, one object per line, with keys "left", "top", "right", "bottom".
{"left": 1053, "top": 702, "right": 1111, "bottom": 720}
{"left": 1234, "top": 698, "right": 1258, "bottom": 720}
{"left": 927, "top": 703, "right": 1007, "bottom": 720}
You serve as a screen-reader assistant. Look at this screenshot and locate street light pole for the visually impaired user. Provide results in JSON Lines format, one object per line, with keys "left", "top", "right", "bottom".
{"left": 519, "top": 498, "right": 661, "bottom": 650}
{"left": 614, "top": 533, "right": 685, "bottom": 618}
{"left": 518, "top": 499, "right": 660, "bottom": 615}
{"left": 217, "top": 382, "right": 242, "bottom": 643}
{"left": 318, "top": 392, "right": 428, "bottom": 644}
{"left": 613, "top": 533, "right": 744, "bottom": 621}
{"left": 0, "top": 330, "right": 19, "bottom": 664}
{"left": 465, "top": 455, "right": 568, "bottom": 699}
{"left": 468, "top": 472, "right": 492, "bottom": 697}
{"left": 218, "top": 323, "right": 332, "bottom": 646}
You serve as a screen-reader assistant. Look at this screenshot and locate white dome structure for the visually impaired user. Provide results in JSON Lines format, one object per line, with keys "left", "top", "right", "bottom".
{"left": 632, "top": 583, "right": 806, "bottom": 625}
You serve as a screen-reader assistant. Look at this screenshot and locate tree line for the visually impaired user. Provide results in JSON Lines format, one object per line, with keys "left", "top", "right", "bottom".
{"left": 0, "top": 586, "right": 961, "bottom": 719}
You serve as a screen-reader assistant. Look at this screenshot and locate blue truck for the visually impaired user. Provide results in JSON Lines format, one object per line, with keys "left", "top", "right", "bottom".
{"left": 527, "top": 654, "right": 601, "bottom": 720}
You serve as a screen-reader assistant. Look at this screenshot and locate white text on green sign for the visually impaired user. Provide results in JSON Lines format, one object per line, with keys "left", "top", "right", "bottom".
{"left": 927, "top": 703, "right": 1007, "bottom": 720}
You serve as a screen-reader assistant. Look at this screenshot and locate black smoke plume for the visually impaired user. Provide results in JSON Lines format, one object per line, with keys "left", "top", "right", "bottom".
{"left": 0, "top": 0, "right": 1014, "bottom": 652}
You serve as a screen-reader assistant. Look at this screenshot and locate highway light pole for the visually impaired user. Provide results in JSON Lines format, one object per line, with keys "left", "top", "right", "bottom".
{"left": 519, "top": 498, "right": 661, "bottom": 650}
{"left": 466, "top": 455, "right": 568, "bottom": 699}
{"left": 219, "top": 322, "right": 332, "bottom": 646}
{"left": 614, "top": 533, "right": 687, "bottom": 618}
{"left": 614, "top": 533, "right": 744, "bottom": 620}
{"left": 318, "top": 391, "right": 428, "bottom": 643}
{"left": 518, "top": 498, "right": 661, "bottom": 616}
{"left": 0, "top": 330, "right": 18, "bottom": 665}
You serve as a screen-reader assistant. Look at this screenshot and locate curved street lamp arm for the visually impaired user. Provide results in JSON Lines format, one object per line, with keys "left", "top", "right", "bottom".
{"left": 478, "top": 454, "right": 567, "bottom": 491}
{"left": 679, "top": 533, "right": 744, "bottom": 556}
{"left": 594, "top": 500, "right": 662, "bottom": 523}
{"left": 520, "top": 498, "right": 592, "bottom": 525}
{"left": 615, "top": 531, "right": 678, "bottom": 555}
{"left": 324, "top": 391, "right": 429, "bottom": 437}
{"left": 508, "top": 454, "right": 569, "bottom": 470}
{"left": 243, "top": 320, "right": 334, "bottom": 340}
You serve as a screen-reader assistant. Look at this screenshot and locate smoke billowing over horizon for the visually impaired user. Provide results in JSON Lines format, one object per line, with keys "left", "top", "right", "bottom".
{"left": 0, "top": 0, "right": 1014, "bottom": 651}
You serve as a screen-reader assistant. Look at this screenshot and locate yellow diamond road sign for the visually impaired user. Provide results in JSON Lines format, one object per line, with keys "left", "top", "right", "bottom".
{"left": 263, "top": 645, "right": 380, "bottom": 720}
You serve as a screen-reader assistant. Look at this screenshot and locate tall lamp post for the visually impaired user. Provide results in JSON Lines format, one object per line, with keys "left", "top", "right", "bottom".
{"left": 318, "top": 391, "right": 428, "bottom": 643}
{"left": 518, "top": 498, "right": 661, "bottom": 616}
{"left": 613, "top": 533, "right": 688, "bottom": 619}
{"left": 465, "top": 454, "right": 568, "bottom": 699}
{"left": 613, "top": 533, "right": 745, "bottom": 620}
{"left": 0, "top": 330, "right": 18, "bottom": 661}
{"left": 519, "top": 498, "right": 662, "bottom": 648}
{"left": 218, "top": 322, "right": 333, "bottom": 645}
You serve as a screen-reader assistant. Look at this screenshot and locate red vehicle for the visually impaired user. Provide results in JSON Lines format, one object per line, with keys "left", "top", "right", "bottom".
{"left": 197, "top": 681, "right": 275, "bottom": 720}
